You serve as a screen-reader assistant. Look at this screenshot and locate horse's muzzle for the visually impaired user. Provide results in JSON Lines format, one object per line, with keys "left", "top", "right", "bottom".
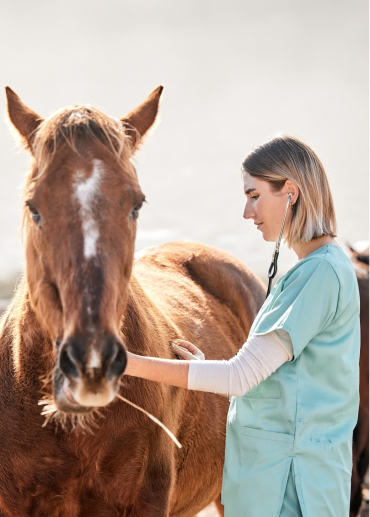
{"left": 55, "top": 333, "right": 127, "bottom": 410}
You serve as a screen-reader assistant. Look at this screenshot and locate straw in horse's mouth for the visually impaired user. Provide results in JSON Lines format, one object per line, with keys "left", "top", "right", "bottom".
{"left": 38, "top": 384, "right": 182, "bottom": 448}
{"left": 115, "top": 393, "right": 182, "bottom": 449}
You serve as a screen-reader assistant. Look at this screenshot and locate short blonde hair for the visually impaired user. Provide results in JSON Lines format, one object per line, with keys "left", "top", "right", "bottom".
{"left": 242, "top": 135, "right": 337, "bottom": 247}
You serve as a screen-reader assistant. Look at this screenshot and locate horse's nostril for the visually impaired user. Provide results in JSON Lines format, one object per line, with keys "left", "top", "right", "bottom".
{"left": 59, "top": 346, "right": 80, "bottom": 379}
{"left": 107, "top": 342, "right": 127, "bottom": 379}
{"left": 59, "top": 335, "right": 127, "bottom": 383}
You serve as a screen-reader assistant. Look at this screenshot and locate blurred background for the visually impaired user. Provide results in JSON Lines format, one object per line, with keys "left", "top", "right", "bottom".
{"left": 0, "top": 0, "right": 368, "bottom": 301}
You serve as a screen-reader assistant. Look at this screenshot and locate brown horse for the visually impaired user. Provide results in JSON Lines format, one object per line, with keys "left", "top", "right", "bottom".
{"left": 0, "top": 87, "right": 265, "bottom": 517}
{"left": 349, "top": 247, "right": 369, "bottom": 517}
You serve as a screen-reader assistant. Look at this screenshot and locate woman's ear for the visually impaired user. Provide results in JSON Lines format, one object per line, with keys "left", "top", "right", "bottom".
{"left": 285, "top": 179, "right": 300, "bottom": 205}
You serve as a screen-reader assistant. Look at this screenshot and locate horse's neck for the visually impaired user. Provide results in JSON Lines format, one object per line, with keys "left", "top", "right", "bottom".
{"left": 123, "top": 275, "right": 154, "bottom": 353}
{"left": 0, "top": 277, "right": 53, "bottom": 387}
{"left": 123, "top": 274, "right": 170, "bottom": 357}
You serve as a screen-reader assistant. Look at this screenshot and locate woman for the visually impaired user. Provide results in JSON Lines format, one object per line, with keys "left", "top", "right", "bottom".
{"left": 125, "top": 135, "right": 360, "bottom": 517}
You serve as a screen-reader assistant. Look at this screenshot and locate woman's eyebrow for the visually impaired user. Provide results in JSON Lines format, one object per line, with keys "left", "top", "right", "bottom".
{"left": 245, "top": 188, "right": 256, "bottom": 195}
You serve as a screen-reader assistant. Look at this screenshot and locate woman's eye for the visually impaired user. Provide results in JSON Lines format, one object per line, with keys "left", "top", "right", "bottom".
{"left": 250, "top": 195, "right": 259, "bottom": 200}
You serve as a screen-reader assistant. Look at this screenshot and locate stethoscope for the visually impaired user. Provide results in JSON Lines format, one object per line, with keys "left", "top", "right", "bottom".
{"left": 265, "top": 193, "right": 292, "bottom": 299}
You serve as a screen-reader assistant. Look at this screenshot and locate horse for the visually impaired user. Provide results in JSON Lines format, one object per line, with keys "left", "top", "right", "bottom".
{"left": 349, "top": 246, "right": 369, "bottom": 517}
{"left": 0, "top": 86, "right": 265, "bottom": 517}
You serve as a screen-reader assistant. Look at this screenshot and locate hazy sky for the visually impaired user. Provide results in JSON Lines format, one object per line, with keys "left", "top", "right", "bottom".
{"left": 0, "top": 0, "right": 368, "bottom": 284}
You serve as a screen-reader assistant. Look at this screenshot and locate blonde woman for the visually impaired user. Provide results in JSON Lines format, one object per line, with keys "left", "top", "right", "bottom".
{"left": 125, "top": 135, "right": 360, "bottom": 517}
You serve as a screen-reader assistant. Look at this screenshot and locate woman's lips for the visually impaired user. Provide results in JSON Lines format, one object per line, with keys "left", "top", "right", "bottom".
{"left": 255, "top": 222, "right": 263, "bottom": 228}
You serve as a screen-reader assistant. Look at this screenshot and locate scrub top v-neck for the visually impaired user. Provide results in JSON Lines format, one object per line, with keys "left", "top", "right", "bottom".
{"left": 221, "top": 245, "right": 360, "bottom": 517}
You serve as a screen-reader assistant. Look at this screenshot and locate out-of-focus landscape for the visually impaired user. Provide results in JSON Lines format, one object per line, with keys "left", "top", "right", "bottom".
{"left": 0, "top": 0, "right": 368, "bottom": 305}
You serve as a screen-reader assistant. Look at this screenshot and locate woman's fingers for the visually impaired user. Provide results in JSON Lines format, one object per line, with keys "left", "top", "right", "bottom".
{"left": 171, "top": 340, "right": 205, "bottom": 361}
{"left": 171, "top": 344, "right": 195, "bottom": 360}
{"left": 173, "top": 339, "right": 198, "bottom": 355}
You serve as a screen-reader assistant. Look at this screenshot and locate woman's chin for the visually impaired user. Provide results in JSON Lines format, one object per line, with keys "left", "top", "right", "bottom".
{"left": 261, "top": 232, "right": 276, "bottom": 243}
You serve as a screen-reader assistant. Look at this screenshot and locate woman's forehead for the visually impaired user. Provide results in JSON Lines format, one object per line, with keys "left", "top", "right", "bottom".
{"left": 243, "top": 172, "right": 266, "bottom": 191}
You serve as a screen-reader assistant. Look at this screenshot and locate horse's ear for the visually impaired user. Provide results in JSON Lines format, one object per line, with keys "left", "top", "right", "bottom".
{"left": 5, "top": 87, "right": 44, "bottom": 152}
{"left": 121, "top": 85, "right": 163, "bottom": 150}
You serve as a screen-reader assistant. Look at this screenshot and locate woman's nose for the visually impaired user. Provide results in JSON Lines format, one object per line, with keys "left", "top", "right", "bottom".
{"left": 243, "top": 201, "right": 254, "bottom": 220}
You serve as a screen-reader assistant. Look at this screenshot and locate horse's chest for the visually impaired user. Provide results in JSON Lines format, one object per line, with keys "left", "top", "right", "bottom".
{"left": 0, "top": 432, "right": 148, "bottom": 517}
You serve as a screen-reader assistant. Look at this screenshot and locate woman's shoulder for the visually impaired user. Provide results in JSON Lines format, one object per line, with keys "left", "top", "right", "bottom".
{"left": 281, "top": 245, "right": 359, "bottom": 313}
{"left": 284, "top": 245, "right": 355, "bottom": 286}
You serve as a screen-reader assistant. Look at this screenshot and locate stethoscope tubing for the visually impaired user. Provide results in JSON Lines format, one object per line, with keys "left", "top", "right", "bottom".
{"left": 266, "top": 194, "right": 292, "bottom": 299}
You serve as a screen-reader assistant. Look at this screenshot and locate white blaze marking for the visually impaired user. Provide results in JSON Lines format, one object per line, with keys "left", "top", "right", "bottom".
{"left": 88, "top": 349, "right": 101, "bottom": 369}
{"left": 74, "top": 159, "right": 104, "bottom": 259}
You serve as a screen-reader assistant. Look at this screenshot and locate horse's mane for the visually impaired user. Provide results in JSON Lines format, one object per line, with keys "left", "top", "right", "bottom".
{"left": 355, "top": 253, "right": 369, "bottom": 266}
{"left": 30, "top": 105, "right": 135, "bottom": 181}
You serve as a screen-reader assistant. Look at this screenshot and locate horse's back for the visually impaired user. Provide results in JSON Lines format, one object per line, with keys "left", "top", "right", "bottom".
{"left": 133, "top": 241, "right": 265, "bottom": 349}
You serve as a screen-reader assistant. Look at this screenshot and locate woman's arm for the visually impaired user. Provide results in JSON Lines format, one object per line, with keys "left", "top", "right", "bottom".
{"left": 185, "top": 332, "right": 292, "bottom": 396}
{"left": 125, "top": 350, "right": 191, "bottom": 389}
{"left": 124, "top": 332, "right": 292, "bottom": 397}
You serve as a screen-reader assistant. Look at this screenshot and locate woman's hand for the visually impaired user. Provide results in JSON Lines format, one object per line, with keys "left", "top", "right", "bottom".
{"left": 171, "top": 340, "right": 205, "bottom": 361}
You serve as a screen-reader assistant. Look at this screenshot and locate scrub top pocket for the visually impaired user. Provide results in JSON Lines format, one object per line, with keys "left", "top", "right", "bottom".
{"left": 240, "top": 426, "right": 294, "bottom": 470}
{"left": 222, "top": 426, "right": 295, "bottom": 516}
{"left": 241, "top": 427, "right": 294, "bottom": 443}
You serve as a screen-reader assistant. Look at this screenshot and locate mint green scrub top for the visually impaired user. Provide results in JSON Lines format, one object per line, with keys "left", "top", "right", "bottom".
{"left": 221, "top": 245, "right": 360, "bottom": 517}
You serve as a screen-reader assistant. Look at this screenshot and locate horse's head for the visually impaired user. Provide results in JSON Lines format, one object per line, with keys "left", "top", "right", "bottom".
{"left": 6, "top": 86, "right": 163, "bottom": 414}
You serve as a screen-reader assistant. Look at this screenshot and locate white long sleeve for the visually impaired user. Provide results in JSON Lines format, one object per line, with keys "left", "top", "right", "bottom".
{"left": 187, "top": 331, "right": 293, "bottom": 397}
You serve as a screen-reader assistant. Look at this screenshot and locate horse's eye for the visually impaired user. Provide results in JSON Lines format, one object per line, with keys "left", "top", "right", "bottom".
{"left": 26, "top": 202, "right": 42, "bottom": 226}
{"left": 131, "top": 202, "right": 143, "bottom": 220}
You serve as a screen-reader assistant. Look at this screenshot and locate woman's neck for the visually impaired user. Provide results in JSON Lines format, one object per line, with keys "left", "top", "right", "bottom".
{"left": 291, "top": 235, "right": 339, "bottom": 261}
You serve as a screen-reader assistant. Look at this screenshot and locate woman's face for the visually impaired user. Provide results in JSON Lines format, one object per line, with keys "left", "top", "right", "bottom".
{"left": 243, "top": 172, "right": 296, "bottom": 242}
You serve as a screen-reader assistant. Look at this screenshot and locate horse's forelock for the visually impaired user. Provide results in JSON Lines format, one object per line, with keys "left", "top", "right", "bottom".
{"left": 29, "top": 105, "right": 135, "bottom": 181}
